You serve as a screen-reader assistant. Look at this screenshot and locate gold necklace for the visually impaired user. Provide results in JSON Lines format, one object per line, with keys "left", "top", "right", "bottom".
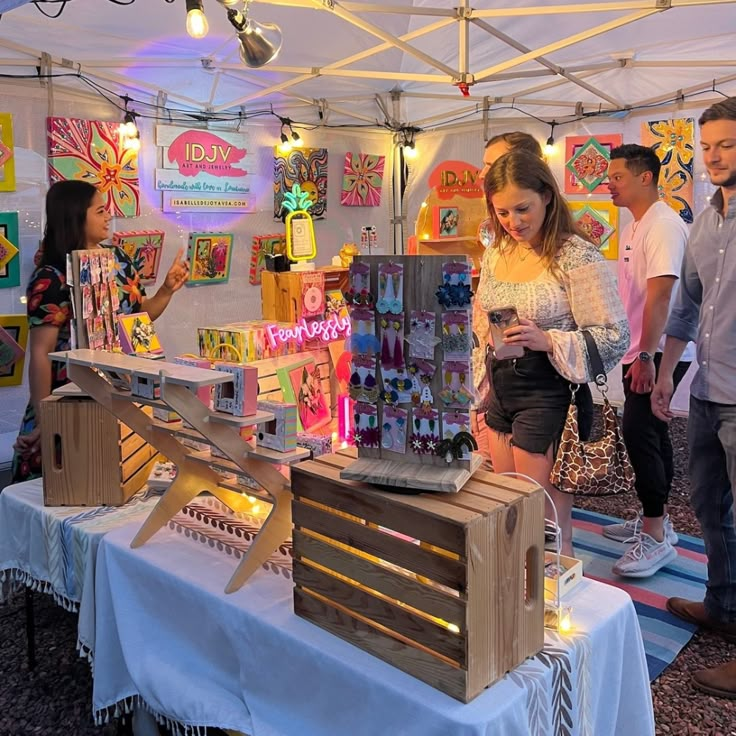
{"left": 515, "top": 245, "right": 536, "bottom": 262}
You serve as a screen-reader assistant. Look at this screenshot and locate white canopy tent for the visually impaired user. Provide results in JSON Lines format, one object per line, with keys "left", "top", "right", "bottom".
{"left": 0, "top": 0, "right": 734, "bottom": 132}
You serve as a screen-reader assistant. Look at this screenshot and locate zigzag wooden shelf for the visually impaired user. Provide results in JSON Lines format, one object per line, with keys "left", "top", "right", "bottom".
{"left": 50, "top": 349, "right": 296, "bottom": 593}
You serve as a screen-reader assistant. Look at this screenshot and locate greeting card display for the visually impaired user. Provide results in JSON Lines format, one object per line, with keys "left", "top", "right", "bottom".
{"left": 340, "top": 255, "right": 481, "bottom": 493}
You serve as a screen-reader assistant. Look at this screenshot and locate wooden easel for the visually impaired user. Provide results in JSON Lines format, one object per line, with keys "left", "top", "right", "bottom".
{"left": 51, "top": 349, "right": 309, "bottom": 593}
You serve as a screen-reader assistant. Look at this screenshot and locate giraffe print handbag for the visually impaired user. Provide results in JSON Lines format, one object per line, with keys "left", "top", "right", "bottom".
{"left": 550, "top": 331, "right": 635, "bottom": 497}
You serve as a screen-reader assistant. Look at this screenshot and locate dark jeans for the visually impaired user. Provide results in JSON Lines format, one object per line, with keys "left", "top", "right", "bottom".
{"left": 485, "top": 350, "right": 593, "bottom": 455}
{"left": 621, "top": 354, "right": 690, "bottom": 518}
{"left": 688, "top": 396, "right": 736, "bottom": 624}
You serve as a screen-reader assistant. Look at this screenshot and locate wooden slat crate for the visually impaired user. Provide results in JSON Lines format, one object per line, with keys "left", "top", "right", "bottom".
{"left": 291, "top": 449, "right": 545, "bottom": 703}
{"left": 261, "top": 267, "right": 348, "bottom": 323}
{"left": 40, "top": 395, "right": 158, "bottom": 506}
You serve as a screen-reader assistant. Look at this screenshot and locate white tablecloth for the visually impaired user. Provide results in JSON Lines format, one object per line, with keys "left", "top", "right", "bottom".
{"left": 89, "top": 521, "right": 655, "bottom": 736}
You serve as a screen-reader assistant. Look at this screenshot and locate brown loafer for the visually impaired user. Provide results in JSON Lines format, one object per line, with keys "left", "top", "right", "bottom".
{"left": 666, "top": 597, "right": 736, "bottom": 643}
{"left": 692, "top": 661, "right": 736, "bottom": 699}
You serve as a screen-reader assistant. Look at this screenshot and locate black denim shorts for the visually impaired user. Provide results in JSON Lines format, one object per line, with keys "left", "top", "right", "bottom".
{"left": 484, "top": 350, "right": 593, "bottom": 455}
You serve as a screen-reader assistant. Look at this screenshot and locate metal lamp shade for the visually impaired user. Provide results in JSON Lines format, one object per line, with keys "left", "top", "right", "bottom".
{"left": 237, "top": 21, "right": 283, "bottom": 68}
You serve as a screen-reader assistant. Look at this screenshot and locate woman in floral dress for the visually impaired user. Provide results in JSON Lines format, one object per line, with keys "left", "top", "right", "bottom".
{"left": 11, "top": 180, "right": 189, "bottom": 483}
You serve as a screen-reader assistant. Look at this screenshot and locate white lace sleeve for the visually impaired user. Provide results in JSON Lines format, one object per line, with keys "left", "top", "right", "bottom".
{"left": 547, "top": 250, "right": 630, "bottom": 384}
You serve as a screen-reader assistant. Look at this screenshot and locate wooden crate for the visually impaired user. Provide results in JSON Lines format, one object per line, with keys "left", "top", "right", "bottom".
{"left": 291, "top": 450, "right": 545, "bottom": 703}
{"left": 40, "top": 395, "right": 158, "bottom": 506}
{"left": 261, "top": 267, "right": 348, "bottom": 322}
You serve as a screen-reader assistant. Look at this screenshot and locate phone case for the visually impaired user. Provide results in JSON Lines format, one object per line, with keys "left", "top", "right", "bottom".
{"left": 488, "top": 306, "right": 524, "bottom": 360}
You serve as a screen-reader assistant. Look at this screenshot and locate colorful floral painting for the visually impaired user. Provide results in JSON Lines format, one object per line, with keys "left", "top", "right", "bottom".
{"left": 569, "top": 201, "right": 619, "bottom": 260}
{"left": 112, "top": 231, "right": 164, "bottom": 284}
{"left": 47, "top": 116, "right": 140, "bottom": 217}
{"left": 274, "top": 147, "right": 327, "bottom": 220}
{"left": 641, "top": 117, "right": 694, "bottom": 224}
{"left": 0, "top": 113, "right": 16, "bottom": 192}
{"left": 340, "top": 152, "right": 385, "bottom": 206}
{"left": 564, "top": 134, "right": 623, "bottom": 194}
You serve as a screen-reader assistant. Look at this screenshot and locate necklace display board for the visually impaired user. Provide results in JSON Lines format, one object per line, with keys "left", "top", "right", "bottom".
{"left": 340, "top": 254, "right": 481, "bottom": 492}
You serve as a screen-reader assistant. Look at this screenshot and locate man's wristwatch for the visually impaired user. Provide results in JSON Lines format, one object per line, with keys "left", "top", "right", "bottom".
{"left": 637, "top": 351, "right": 653, "bottom": 363}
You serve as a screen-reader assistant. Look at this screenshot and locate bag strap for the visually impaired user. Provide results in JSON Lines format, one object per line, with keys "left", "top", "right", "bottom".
{"left": 582, "top": 330, "right": 607, "bottom": 388}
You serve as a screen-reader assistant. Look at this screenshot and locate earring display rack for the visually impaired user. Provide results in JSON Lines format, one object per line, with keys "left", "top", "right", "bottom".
{"left": 49, "top": 348, "right": 308, "bottom": 593}
{"left": 340, "top": 254, "right": 482, "bottom": 493}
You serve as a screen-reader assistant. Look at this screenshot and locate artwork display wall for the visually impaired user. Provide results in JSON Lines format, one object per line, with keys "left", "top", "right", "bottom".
{"left": 274, "top": 147, "right": 328, "bottom": 220}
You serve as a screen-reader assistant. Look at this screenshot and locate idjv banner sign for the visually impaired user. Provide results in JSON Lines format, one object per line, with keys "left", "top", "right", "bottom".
{"left": 155, "top": 125, "right": 254, "bottom": 212}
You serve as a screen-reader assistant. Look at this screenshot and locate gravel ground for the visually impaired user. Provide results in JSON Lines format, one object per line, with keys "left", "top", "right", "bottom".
{"left": 1, "top": 414, "right": 735, "bottom": 735}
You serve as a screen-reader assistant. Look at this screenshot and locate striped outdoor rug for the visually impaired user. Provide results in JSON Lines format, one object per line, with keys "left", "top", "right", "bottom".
{"left": 571, "top": 508, "right": 708, "bottom": 682}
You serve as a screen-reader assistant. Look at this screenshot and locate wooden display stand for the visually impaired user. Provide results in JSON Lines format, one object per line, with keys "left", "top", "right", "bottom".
{"left": 342, "top": 254, "right": 481, "bottom": 492}
{"left": 416, "top": 236, "right": 485, "bottom": 278}
{"left": 40, "top": 395, "right": 157, "bottom": 506}
{"left": 261, "top": 266, "right": 348, "bottom": 322}
{"left": 292, "top": 448, "right": 545, "bottom": 703}
{"left": 49, "top": 349, "right": 308, "bottom": 593}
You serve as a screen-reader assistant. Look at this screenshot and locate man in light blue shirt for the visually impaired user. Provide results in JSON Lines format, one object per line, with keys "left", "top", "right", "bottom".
{"left": 652, "top": 97, "right": 736, "bottom": 698}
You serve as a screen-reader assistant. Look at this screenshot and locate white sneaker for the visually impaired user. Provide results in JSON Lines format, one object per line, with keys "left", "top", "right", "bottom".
{"left": 612, "top": 533, "right": 678, "bottom": 578}
{"left": 602, "top": 512, "right": 678, "bottom": 546}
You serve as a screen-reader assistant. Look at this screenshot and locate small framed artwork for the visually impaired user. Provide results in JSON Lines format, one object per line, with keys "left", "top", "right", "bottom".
{"left": 433, "top": 206, "right": 459, "bottom": 238}
{"left": 569, "top": 200, "right": 619, "bottom": 260}
{"left": 0, "top": 314, "right": 29, "bottom": 387}
{"left": 187, "top": 232, "right": 233, "bottom": 285}
{"left": 0, "top": 113, "right": 16, "bottom": 192}
{"left": 112, "top": 230, "right": 165, "bottom": 284}
{"left": 564, "top": 134, "right": 622, "bottom": 194}
{"left": 116, "top": 311, "right": 164, "bottom": 358}
{"left": 276, "top": 357, "right": 331, "bottom": 432}
{"left": 0, "top": 211, "right": 20, "bottom": 288}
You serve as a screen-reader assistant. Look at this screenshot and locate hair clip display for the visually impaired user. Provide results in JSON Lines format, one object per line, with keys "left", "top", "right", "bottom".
{"left": 409, "top": 408, "right": 440, "bottom": 456}
{"left": 379, "top": 315, "right": 404, "bottom": 370}
{"left": 381, "top": 405, "right": 408, "bottom": 454}
{"left": 435, "top": 261, "right": 474, "bottom": 310}
{"left": 441, "top": 312, "right": 471, "bottom": 358}
{"left": 348, "top": 354, "right": 380, "bottom": 403}
{"left": 406, "top": 310, "right": 440, "bottom": 360}
{"left": 344, "top": 262, "right": 374, "bottom": 308}
{"left": 352, "top": 402, "right": 379, "bottom": 448}
{"left": 439, "top": 361, "right": 474, "bottom": 408}
{"left": 376, "top": 262, "right": 404, "bottom": 315}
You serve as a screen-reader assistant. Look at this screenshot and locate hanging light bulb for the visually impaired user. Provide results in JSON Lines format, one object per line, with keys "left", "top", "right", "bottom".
{"left": 278, "top": 131, "right": 292, "bottom": 154}
{"left": 120, "top": 112, "right": 138, "bottom": 138}
{"left": 544, "top": 122, "right": 557, "bottom": 155}
{"left": 291, "top": 128, "right": 303, "bottom": 146}
{"left": 186, "top": 0, "right": 209, "bottom": 39}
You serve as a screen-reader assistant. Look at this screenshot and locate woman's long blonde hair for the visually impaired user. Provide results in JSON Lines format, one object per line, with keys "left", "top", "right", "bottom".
{"left": 483, "top": 150, "right": 590, "bottom": 268}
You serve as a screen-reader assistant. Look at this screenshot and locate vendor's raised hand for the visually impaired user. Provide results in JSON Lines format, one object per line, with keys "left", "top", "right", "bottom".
{"left": 503, "top": 317, "right": 552, "bottom": 353}
{"left": 163, "top": 248, "right": 189, "bottom": 293}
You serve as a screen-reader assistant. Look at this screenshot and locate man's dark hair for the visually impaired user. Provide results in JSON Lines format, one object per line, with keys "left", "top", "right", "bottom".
{"left": 610, "top": 143, "right": 661, "bottom": 184}
{"left": 699, "top": 97, "right": 736, "bottom": 125}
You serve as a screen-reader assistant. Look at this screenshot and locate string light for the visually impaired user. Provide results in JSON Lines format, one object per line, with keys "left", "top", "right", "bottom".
{"left": 119, "top": 96, "right": 141, "bottom": 151}
{"left": 185, "top": 0, "right": 209, "bottom": 39}
{"left": 277, "top": 117, "right": 302, "bottom": 151}
{"left": 544, "top": 121, "right": 557, "bottom": 155}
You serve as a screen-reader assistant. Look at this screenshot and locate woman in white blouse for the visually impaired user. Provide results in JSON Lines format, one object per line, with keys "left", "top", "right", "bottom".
{"left": 478, "top": 151, "right": 629, "bottom": 555}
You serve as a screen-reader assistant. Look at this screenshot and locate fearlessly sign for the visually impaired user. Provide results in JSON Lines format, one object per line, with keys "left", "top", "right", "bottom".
{"left": 265, "top": 315, "right": 351, "bottom": 349}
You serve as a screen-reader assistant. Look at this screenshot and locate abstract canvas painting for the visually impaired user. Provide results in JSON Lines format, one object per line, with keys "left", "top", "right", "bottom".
{"left": 564, "top": 134, "right": 623, "bottom": 194}
{"left": 641, "top": 117, "right": 694, "bottom": 224}
{"left": 0, "top": 212, "right": 20, "bottom": 288}
{"left": 274, "top": 147, "right": 328, "bottom": 220}
{"left": 569, "top": 200, "right": 619, "bottom": 260}
{"left": 48, "top": 116, "right": 140, "bottom": 217}
{"left": 0, "top": 113, "right": 16, "bottom": 192}
{"left": 340, "top": 152, "right": 385, "bottom": 206}
{"left": 249, "top": 233, "right": 286, "bottom": 285}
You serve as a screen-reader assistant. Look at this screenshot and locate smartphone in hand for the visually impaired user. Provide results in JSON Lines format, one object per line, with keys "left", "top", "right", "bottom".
{"left": 488, "top": 306, "right": 524, "bottom": 360}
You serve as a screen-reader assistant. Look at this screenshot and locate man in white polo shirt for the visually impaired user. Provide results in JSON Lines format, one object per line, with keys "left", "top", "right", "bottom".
{"left": 604, "top": 143, "right": 694, "bottom": 577}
